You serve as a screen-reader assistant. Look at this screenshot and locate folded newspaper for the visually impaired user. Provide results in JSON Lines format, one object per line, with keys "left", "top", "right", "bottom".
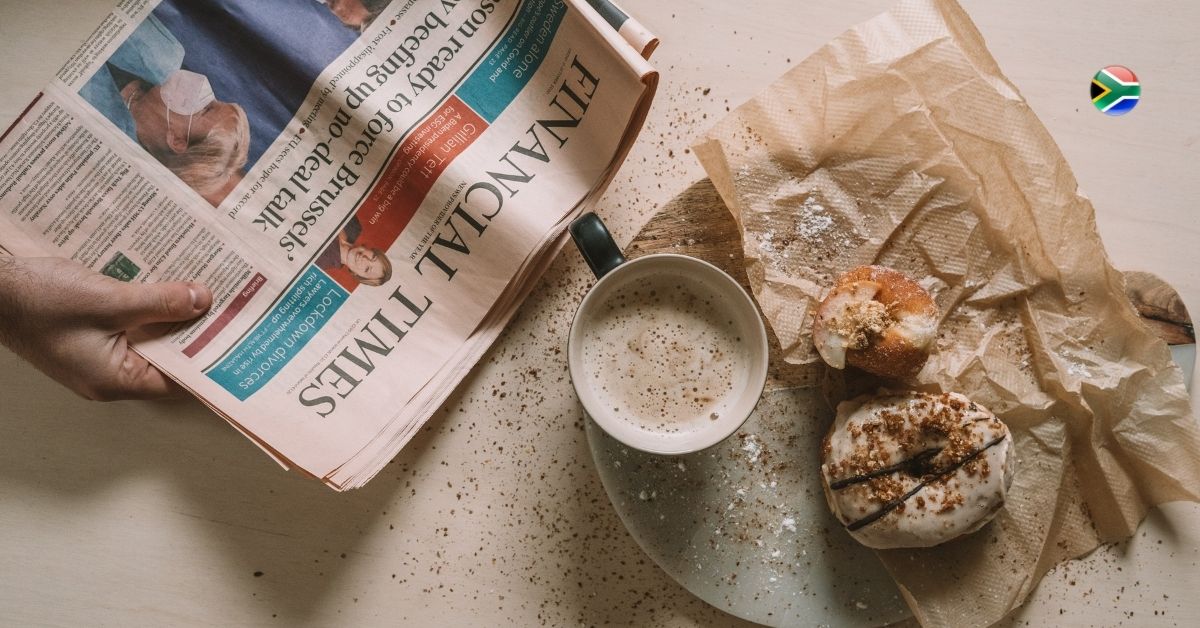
{"left": 0, "top": 0, "right": 658, "bottom": 490}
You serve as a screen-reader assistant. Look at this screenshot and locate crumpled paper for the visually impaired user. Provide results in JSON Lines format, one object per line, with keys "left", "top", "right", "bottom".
{"left": 692, "top": 0, "right": 1200, "bottom": 625}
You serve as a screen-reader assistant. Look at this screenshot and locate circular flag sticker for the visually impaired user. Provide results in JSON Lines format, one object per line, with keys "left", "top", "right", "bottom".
{"left": 1091, "top": 65, "right": 1140, "bottom": 115}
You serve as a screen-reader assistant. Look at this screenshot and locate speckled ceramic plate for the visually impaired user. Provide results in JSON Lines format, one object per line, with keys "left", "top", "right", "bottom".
{"left": 586, "top": 386, "right": 911, "bottom": 627}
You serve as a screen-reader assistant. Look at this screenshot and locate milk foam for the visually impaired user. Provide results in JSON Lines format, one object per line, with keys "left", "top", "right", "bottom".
{"left": 581, "top": 272, "right": 745, "bottom": 432}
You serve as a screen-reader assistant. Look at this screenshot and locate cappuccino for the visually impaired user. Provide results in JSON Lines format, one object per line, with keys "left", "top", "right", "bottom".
{"left": 579, "top": 272, "right": 749, "bottom": 432}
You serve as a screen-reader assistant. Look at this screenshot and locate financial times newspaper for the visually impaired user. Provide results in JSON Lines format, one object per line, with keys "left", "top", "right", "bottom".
{"left": 0, "top": 0, "right": 657, "bottom": 489}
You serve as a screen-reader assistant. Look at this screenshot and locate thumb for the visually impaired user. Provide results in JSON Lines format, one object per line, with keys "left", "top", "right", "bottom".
{"left": 111, "top": 281, "right": 212, "bottom": 329}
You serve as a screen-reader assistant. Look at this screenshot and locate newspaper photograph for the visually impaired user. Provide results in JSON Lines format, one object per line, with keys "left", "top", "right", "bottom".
{"left": 0, "top": 0, "right": 658, "bottom": 490}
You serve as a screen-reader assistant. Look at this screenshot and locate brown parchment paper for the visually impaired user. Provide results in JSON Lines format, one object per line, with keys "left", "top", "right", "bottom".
{"left": 692, "top": 0, "right": 1200, "bottom": 626}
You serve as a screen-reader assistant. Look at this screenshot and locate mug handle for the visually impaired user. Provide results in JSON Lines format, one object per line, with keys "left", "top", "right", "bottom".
{"left": 569, "top": 212, "right": 626, "bottom": 279}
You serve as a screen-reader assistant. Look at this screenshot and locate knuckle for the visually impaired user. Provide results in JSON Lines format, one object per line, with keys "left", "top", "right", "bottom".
{"left": 76, "top": 370, "right": 133, "bottom": 403}
{"left": 157, "top": 284, "right": 191, "bottom": 319}
{"left": 158, "top": 289, "right": 179, "bottom": 317}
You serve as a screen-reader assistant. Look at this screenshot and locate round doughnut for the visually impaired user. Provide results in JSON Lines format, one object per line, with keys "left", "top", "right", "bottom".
{"left": 820, "top": 391, "right": 1015, "bottom": 549}
{"left": 812, "top": 265, "right": 938, "bottom": 379}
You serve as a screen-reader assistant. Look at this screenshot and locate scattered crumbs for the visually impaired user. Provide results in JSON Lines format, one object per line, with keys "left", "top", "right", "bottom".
{"left": 792, "top": 196, "right": 834, "bottom": 239}
{"left": 741, "top": 435, "right": 762, "bottom": 464}
{"left": 755, "top": 194, "right": 859, "bottom": 269}
{"left": 244, "top": 69, "right": 926, "bottom": 626}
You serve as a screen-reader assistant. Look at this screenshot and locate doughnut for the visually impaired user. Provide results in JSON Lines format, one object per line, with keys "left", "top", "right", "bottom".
{"left": 820, "top": 391, "right": 1015, "bottom": 549}
{"left": 812, "top": 265, "right": 938, "bottom": 378}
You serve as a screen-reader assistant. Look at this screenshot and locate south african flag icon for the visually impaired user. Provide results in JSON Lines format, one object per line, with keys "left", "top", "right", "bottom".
{"left": 1091, "top": 65, "right": 1140, "bottom": 115}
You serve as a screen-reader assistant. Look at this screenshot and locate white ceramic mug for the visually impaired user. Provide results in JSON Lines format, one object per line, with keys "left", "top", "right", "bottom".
{"left": 566, "top": 212, "right": 768, "bottom": 455}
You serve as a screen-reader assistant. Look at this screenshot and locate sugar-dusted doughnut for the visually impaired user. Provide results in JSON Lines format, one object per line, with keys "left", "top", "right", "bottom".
{"left": 812, "top": 265, "right": 938, "bottom": 379}
{"left": 820, "top": 391, "right": 1015, "bottom": 549}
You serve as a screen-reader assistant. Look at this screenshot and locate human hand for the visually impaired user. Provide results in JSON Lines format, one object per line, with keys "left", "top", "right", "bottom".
{"left": 0, "top": 257, "right": 211, "bottom": 401}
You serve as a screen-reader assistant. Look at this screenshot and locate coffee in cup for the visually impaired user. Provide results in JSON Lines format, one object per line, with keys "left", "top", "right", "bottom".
{"left": 567, "top": 213, "right": 768, "bottom": 454}
{"left": 579, "top": 270, "right": 748, "bottom": 432}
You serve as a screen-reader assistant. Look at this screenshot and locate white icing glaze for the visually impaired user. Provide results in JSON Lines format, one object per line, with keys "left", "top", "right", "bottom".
{"left": 812, "top": 281, "right": 881, "bottom": 369}
{"left": 891, "top": 310, "right": 937, "bottom": 350}
{"left": 820, "top": 391, "right": 1015, "bottom": 549}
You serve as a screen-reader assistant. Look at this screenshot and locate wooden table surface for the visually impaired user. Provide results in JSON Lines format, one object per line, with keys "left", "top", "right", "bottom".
{"left": 1, "top": 1, "right": 1197, "bottom": 626}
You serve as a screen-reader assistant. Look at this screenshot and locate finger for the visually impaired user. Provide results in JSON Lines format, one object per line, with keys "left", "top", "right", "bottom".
{"left": 106, "top": 281, "right": 212, "bottom": 330}
{"left": 108, "top": 351, "right": 184, "bottom": 400}
{"left": 68, "top": 342, "right": 183, "bottom": 402}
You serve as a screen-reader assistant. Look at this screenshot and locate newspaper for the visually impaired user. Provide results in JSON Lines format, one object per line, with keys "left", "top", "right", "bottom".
{"left": 0, "top": 0, "right": 657, "bottom": 490}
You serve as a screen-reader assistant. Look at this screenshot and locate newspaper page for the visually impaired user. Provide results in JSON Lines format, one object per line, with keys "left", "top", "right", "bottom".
{"left": 0, "top": 0, "right": 657, "bottom": 490}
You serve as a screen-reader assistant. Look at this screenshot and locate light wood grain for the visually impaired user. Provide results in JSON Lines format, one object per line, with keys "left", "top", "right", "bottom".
{"left": 0, "top": 1, "right": 1197, "bottom": 626}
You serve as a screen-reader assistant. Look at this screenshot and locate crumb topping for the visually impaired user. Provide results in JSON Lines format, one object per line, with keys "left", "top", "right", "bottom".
{"left": 827, "top": 392, "right": 1006, "bottom": 516}
{"left": 831, "top": 299, "right": 892, "bottom": 349}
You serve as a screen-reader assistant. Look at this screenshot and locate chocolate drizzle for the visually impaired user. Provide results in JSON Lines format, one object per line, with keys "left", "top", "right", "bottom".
{"left": 843, "top": 434, "right": 1008, "bottom": 532}
{"left": 829, "top": 447, "right": 942, "bottom": 490}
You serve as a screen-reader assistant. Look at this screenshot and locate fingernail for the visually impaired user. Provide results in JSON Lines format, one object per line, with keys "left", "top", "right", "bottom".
{"left": 189, "top": 283, "right": 213, "bottom": 313}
